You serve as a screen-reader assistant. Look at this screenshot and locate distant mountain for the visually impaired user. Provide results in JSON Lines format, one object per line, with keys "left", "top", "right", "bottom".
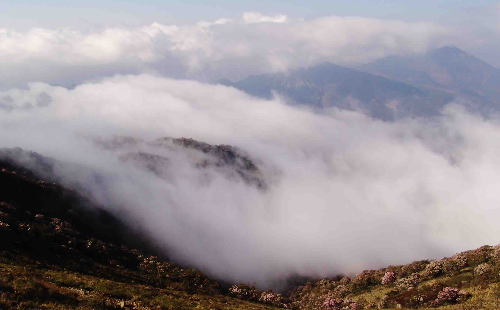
{"left": 221, "top": 47, "right": 500, "bottom": 120}
{"left": 357, "top": 46, "right": 500, "bottom": 114}
{"left": 221, "top": 62, "right": 455, "bottom": 120}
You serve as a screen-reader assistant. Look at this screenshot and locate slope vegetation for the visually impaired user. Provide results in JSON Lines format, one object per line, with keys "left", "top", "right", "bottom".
{"left": 0, "top": 142, "right": 499, "bottom": 309}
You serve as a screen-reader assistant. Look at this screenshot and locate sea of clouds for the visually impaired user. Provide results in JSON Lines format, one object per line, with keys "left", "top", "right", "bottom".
{"left": 1, "top": 75, "right": 500, "bottom": 288}
{"left": 1, "top": 12, "right": 500, "bottom": 289}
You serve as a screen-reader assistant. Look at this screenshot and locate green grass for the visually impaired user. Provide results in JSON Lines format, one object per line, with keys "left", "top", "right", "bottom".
{"left": 0, "top": 255, "right": 280, "bottom": 310}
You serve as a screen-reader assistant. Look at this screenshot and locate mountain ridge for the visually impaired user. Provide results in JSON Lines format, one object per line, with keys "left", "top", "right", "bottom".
{"left": 221, "top": 61, "right": 454, "bottom": 120}
{"left": 357, "top": 46, "right": 500, "bottom": 113}
{"left": 221, "top": 46, "right": 500, "bottom": 120}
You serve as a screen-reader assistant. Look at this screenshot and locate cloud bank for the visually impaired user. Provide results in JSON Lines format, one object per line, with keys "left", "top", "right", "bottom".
{"left": 0, "top": 14, "right": 448, "bottom": 87}
{"left": 243, "top": 12, "right": 288, "bottom": 24}
{"left": 1, "top": 75, "right": 500, "bottom": 288}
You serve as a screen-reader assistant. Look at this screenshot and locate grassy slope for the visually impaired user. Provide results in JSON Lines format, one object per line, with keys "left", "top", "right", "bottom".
{"left": 287, "top": 245, "right": 500, "bottom": 309}
{"left": 0, "top": 252, "right": 278, "bottom": 310}
{"left": 1, "top": 157, "right": 499, "bottom": 309}
{"left": 0, "top": 161, "right": 279, "bottom": 310}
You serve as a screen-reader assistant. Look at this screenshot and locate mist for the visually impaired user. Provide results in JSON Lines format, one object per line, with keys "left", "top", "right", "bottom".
{"left": 1, "top": 75, "right": 499, "bottom": 288}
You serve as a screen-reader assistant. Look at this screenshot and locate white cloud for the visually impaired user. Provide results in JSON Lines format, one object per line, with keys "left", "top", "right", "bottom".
{"left": 242, "top": 12, "right": 288, "bottom": 24}
{"left": 214, "top": 18, "right": 233, "bottom": 25}
{"left": 1, "top": 75, "right": 500, "bottom": 288}
{"left": 0, "top": 14, "right": 448, "bottom": 86}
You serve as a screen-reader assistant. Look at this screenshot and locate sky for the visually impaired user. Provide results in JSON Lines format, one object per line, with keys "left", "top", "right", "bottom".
{"left": 0, "top": 0, "right": 499, "bottom": 88}
{"left": 1, "top": 0, "right": 498, "bottom": 27}
{"left": 1, "top": 0, "right": 500, "bottom": 289}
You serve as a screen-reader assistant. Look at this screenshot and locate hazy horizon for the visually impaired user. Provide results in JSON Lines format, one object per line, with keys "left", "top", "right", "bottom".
{"left": 0, "top": 1, "right": 500, "bottom": 87}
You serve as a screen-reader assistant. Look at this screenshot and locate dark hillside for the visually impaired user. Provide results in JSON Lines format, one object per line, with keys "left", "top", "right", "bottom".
{"left": 0, "top": 148, "right": 281, "bottom": 310}
{"left": 0, "top": 143, "right": 499, "bottom": 309}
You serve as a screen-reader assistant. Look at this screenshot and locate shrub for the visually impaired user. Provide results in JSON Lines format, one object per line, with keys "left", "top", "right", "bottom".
{"left": 259, "top": 290, "right": 290, "bottom": 308}
{"left": 436, "top": 287, "right": 459, "bottom": 303}
{"left": 323, "top": 297, "right": 343, "bottom": 309}
{"left": 381, "top": 272, "right": 396, "bottom": 285}
{"left": 379, "top": 295, "right": 390, "bottom": 309}
{"left": 423, "top": 260, "right": 444, "bottom": 278}
{"left": 464, "top": 245, "right": 491, "bottom": 266}
{"left": 333, "top": 284, "right": 350, "bottom": 298}
{"left": 452, "top": 253, "right": 468, "bottom": 267}
{"left": 474, "top": 263, "right": 492, "bottom": 276}
{"left": 431, "top": 287, "right": 470, "bottom": 307}
{"left": 351, "top": 270, "right": 377, "bottom": 291}
{"left": 228, "top": 284, "right": 259, "bottom": 302}
{"left": 399, "top": 260, "right": 429, "bottom": 278}
{"left": 491, "top": 244, "right": 500, "bottom": 260}
{"left": 339, "top": 276, "right": 351, "bottom": 285}
{"left": 396, "top": 273, "right": 421, "bottom": 291}
{"left": 443, "top": 254, "right": 468, "bottom": 275}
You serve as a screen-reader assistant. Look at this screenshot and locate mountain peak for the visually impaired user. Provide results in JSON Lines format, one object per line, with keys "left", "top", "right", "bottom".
{"left": 429, "top": 46, "right": 468, "bottom": 60}
{"left": 433, "top": 45, "right": 466, "bottom": 54}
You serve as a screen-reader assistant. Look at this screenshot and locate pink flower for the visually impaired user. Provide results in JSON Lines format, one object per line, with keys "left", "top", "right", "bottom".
{"left": 323, "top": 298, "right": 343, "bottom": 309}
{"left": 381, "top": 271, "right": 396, "bottom": 284}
